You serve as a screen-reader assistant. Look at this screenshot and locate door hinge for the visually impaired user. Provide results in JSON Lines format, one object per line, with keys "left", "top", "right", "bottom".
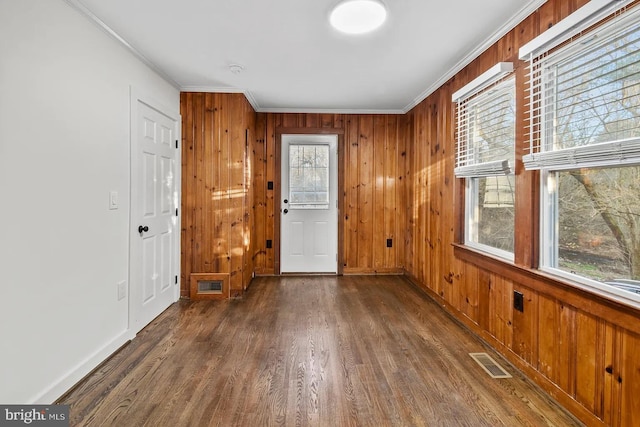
{"left": 176, "top": 208, "right": 179, "bottom": 217}
{"left": 175, "top": 275, "right": 178, "bottom": 285}
{"left": 175, "top": 139, "right": 179, "bottom": 149}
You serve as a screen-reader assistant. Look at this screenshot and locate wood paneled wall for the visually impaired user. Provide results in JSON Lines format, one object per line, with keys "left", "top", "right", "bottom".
{"left": 179, "top": 2, "right": 640, "bottom": 424}
{"left": 181, "top": 107, "right": 406, "bottom": 284}
{"left": 252, "top": 113, "right": 407, "bottom": 275}
{"left": 180, "top": 92, "right": 255, "bottom": 298}
{"left": 404, "top": 1, "right": 640, "bottom": 426}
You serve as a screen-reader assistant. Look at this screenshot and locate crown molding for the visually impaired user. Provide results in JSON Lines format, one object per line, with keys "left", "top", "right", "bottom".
{"left": 182, "top": 87, "right": 405, "bottom": 114}
{"left": 180, "top": 86, "right": 405, "bottom": 114}
{"left": 180, "top": 86, "right": 245, "bottom": 94}
{"left": 180, "top": 86, "right": 262, "bottom": 111}
{"left": 256, "top": 107, "right": 405, "bottom": 114}
{"left": 63, "top": 0, "right": 180, "bottom": 90}
{"left": 402, "top": 0, "right": 548, "bottom": 113}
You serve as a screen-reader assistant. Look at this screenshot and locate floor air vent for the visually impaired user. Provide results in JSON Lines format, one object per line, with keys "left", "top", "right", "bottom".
{"left": 469, "top": 353, "right": 512, "bottom": 379}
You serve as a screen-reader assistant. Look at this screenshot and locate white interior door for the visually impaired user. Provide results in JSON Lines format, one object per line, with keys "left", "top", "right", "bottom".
{"left": 130, "top": 94, "right": 180, "bottom": 333}
{"left": 281, "top": 134, "right": 338, "bottom": 273}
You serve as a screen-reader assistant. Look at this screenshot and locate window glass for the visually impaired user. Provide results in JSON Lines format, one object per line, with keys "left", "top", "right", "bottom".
{"left": 468, "top": 175, "right": 515, "bottom": 254}
{"left": 289, "top": 144, "right": 330, "bottom": 206}
{"left": 551, "top": 166, "right": 640, "bottom": 284}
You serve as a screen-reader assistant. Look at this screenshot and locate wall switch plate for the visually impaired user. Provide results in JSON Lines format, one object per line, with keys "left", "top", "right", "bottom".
{"left": 514, "top": 290, "right": 524, "bottom": 312}
{"left": 109, "top": 191, "right": 119, "bottom": 210}
{"left": 117, "top": 281, "right": 127, "bottom": 300}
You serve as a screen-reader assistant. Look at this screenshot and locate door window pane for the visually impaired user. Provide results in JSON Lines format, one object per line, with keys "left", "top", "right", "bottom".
{"left": 289, "top": 144, "right": 330, "bottom": 207}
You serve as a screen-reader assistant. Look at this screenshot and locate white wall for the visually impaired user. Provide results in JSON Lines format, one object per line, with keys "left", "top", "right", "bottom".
{"left": 0, "top": 0, "right": 179, "bottom": 403}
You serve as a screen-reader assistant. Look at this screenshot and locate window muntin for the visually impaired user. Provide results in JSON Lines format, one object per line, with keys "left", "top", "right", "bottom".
{"left": 528, "top": 6, "right": 640, "bottom": 305}
{"left": 456, "top": 76, "right": 516, "bottom": 258}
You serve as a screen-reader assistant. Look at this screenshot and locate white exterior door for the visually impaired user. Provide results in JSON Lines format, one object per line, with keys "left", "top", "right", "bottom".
{"left": 130, "top": 94, "right": 180, "bottom": 333}
{"left": 281, "top": 134, "right": 338, "bottom": 273}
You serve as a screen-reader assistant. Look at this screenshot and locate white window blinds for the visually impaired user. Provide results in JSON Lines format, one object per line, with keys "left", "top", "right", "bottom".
{"left": 454, "top": 71, "right": 515, "bottom": 178}
{"left": 522, "top": 2, "right": 640, "bottom": 170}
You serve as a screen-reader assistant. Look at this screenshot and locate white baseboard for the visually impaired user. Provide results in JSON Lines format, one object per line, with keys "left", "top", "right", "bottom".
{"left": 31, "top": 329, "right": 135, "bottom": 404}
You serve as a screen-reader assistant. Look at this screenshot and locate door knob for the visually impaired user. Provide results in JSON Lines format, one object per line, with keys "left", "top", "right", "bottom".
{"left": 138, "top": 225, "right": 149, "bottom": 234}
{"left": 283, "top": 209, "right": 289, "bottom": 214}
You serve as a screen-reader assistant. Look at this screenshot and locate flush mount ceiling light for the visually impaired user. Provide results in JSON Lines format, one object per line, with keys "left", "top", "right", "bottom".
{"left": 329, "top": 0, "right": 387, "bottom": 35}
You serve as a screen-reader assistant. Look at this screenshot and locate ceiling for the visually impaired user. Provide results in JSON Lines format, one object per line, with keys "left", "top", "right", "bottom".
{"left": 67, "top": 0, "right": 545, "bottom": 113}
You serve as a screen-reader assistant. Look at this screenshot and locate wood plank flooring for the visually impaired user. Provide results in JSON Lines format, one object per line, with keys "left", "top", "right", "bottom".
{"left": 60, "top": 276, "right": 582, "bottom": 426}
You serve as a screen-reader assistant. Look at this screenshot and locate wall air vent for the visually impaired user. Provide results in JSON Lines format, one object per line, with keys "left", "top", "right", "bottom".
{"left": 190, "top": 273, "right": 230, "bottom": 300}
{"left": 198, "top": 280, "right": 223, "bottom": 294}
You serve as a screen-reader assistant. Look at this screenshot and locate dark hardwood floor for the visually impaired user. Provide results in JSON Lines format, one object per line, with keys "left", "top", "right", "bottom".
{"left": 60, "top": 276, "right": 582, "bottom": 426}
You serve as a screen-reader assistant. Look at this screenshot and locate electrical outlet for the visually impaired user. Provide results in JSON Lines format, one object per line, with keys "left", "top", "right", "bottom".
{"left": 117, "top": 281, "right": 127, "bottom": 301}
{"left": 513, "top": 290, "right": 524, "bottom": 312}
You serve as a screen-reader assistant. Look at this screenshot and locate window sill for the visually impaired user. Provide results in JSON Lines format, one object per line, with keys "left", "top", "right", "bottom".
{"left": 452, "top": 243, "right": 640, "bottom": 333}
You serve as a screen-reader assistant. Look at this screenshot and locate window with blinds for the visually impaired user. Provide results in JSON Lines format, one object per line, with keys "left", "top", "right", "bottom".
{"left": 453, "top": 65, "right": 516, "bottom": 258}
{"left": 455, "top": 76, "right": 516, "bottom": 178}
{"left": 523, "top": 5, "right": 640, "bottom": 170}
{"left": 520, "top": 0, "right": 640, "bottom": 308}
